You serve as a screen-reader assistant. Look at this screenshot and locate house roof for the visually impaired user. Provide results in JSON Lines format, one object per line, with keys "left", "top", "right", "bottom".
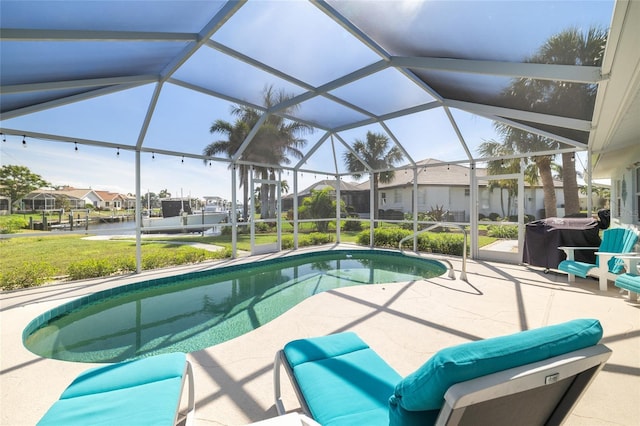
{"left": 284, "top": 179, "right": 363, "bottom": 199}
{"left": 1, "top": 1, "right": 638, "bottom": 180}
{"left": 94, "top": 190, "right": 124, "bottom": 201}
{"left": 56, "top": 188, "right": 100, "bottom": 200}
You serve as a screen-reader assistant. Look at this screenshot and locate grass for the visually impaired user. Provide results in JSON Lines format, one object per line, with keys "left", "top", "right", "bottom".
{"left": 0, "top": 235, "right": 229, "bottom": 291}
{"left": 0, "top": 222, "right": 498, "bottom": 290}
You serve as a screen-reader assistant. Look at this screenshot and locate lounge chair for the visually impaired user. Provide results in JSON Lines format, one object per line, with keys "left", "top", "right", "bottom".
{"left": 274, "top": 319, "right": 610, "bottom": 426}
{"left": 614, "top": 255, "right": 640, "bottom": 302}
{"left": 37, "top": 352, "right": 195, "bottom": 426}
{"left": 558, "top": 227, "right": 638, "bottom": 290}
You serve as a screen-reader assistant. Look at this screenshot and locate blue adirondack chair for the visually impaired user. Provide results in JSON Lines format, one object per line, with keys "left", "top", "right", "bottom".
{"left": 558, "top": 227, "right": 638, "bottom": 291}
{"left": 615, "top": 255, "right": 640, "bottom": 302}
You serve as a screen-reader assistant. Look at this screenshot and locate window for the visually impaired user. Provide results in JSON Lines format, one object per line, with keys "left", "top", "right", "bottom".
{"left": 614, "top": 179, "right": 621, "bottom": 218}
{"left": 381, "top": 192, "right": 386, "bottom": 205}
{"left": 394, "top": 189, "right": 402, "bottom": 203}
{"left": 418, "top": 189, "right": 427, "bottom": 205}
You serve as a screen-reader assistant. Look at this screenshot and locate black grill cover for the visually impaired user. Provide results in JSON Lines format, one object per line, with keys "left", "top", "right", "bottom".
{"left": 523, "top": 217, "right": 601, "bottom": 269}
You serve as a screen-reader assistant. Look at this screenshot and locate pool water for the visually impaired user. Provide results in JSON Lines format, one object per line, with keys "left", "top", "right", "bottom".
{"left": 23, "top": 250, "right": 446, "bottom": 363}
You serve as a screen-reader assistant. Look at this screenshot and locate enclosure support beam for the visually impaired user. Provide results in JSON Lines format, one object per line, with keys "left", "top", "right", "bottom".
{"left": 293, "top": 172, "right": 299, "bottom": 250}
{"left": 135, "top": 150, "right": 142, "bottom": 273}
{"left": 231, "top": 166, "right": 237, "bottom": 258}
{"left": 413, "top": 167, "right": 418, "bottom": 252}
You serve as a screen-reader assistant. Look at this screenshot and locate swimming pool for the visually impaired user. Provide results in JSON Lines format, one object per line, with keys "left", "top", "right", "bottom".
{"left": 23, "top": 249, "right": 446, "bottom": 363}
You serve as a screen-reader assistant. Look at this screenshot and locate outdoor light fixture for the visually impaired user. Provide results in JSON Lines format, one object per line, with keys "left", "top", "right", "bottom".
{"left": 181, "top": 156, "right": 184, "bottom": 163}
{"left": 0, "top": 133, "right": 5, "bottom": 142}
{"left": 74, "top": 142, "right": 78, "bottom": 152}
{"left": 22, "top": 135, "right": 26, "bottom": 147}
{"left": 152, "top": 152, "right": 155, "bottom": 160}
{"left": 116, "top": 147, "right": 120, "bottom": 157}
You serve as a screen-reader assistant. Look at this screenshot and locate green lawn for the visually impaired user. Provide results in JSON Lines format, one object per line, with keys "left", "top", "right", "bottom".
{"left": 0, "top": 235, "right": 229, "bottom": 290}
{"left": 0, "top": 225, "right": 497, "bottom": 290}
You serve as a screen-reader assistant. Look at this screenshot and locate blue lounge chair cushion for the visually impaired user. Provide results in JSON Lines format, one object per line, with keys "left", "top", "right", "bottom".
{"left": 284, "top": 332, "right": 402, "bottom": 426}
{"left": 38, "top": 353, "right": 187, "bottom": 426}
{"left": 59, "top": 352, "right": 187, "bottom": 399}
{"left": 557, "top": 260, "right": 598, "bottom": 278}
{"left": 615, "top": 273, "right": 640, "bottom": 293}
{"left": 391, "top": 318, "right": 603, "bottom": 413}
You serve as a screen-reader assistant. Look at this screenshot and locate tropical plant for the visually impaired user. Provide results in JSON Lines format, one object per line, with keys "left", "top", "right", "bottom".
{"left": 343, "top": 131, "right": 404, "bottom": 226}
{"left": 203, "top": 86, "right": 312, "bottom": 220}
{"left": 477, "top": 139, "right": 543, "bottom": 217}
{"left": 498, "top": 26, "right": 607, "bottom": 217}
{"left": 299, "top": 188, "right": 341, "bottom": 233}
{"left": 527, "top": 27, "right": 607, "bottom": 215}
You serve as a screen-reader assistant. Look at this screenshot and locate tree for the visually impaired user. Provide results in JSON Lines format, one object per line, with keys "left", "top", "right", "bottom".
{"left": 158, "top": 189, "right": 171, "bottom": 199}
{"left": 299, "top": 188, "right": 341, "bottom": 232}
{"left": 142, "top": 192, "right": 160, "bottom": 209}
{"left": 477, "top": 140, "right": 520, "bottom": 217}
{"left": 204, "top": 86, "right": 312, "bottom": 220}
{"left": 505, "top": 26, "right": 607, "bottom": 216}
{"left": 491, "top": 123, "right": 559, "bottom": 218}
{"left": 478, "top": 139, "right": 552, "bottom": 218}
{"left": 203, "top": 119, "right": 252, "bottom": 220}
{"left": 0, "top": 165, "right": 49, "bottom": 210}
{"left": 343, "top": 131, "right": 404, "bottom": 225}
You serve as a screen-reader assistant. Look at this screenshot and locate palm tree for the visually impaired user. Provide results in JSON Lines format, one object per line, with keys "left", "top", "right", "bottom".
{"left": 478, "top": 139, "right": 548, "bottom": 218}
{"left": 477, "top": 140, "right": 519, "bottom": 217}
{"left": 203, "top": 86, "right": 312, "bottom": 220}
{"left": 203, "top": 119, "right": 251, "bottom": 221}
{"left": 491, "top": 122, "right": 559, "bottom": 218}
{"left": 507, "top": 26, "right": 607, "bottom": 216}
{"left": 343, "top": 131, "right": 404, "bottom": 225}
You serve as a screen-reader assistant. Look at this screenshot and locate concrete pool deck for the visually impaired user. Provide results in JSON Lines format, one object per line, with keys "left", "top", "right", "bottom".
{"left": 1, "top": 244, "right": 639, "bottom": 425}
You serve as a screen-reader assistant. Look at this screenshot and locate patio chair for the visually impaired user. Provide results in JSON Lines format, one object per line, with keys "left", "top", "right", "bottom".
{"left": 37, "top": 352, "right": 195, "bottom": 426}
{"left": 614, "top": 255, "right": 640, "bottom": 302}
{"left": 558, "top": 227, "right": 638, "bottom": 290}
{"left": 274, "top": 319, "right": 610, "bottom": 426}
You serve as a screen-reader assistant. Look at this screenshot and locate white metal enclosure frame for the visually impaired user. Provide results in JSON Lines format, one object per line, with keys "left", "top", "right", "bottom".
{"left": 2, "top": 0, "right": 639, "bottom": 273}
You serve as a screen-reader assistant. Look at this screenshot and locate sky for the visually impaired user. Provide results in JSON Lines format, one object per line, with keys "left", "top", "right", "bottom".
{"left": 0, "top": 0, "right": 613, "bottom": 202}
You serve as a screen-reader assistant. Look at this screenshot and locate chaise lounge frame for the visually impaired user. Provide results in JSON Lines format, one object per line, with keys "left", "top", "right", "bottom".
{"left": 274, "top": 321, "right": 611, "bottom": 426}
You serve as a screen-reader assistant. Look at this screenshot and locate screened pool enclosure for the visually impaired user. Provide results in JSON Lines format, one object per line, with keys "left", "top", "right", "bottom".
{"left": 2, "top": 0, "right": 637, "bottom": 270}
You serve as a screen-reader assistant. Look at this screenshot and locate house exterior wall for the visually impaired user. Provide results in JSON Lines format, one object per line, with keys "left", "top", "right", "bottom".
{"left": 84, "top": 193, "right": 102, "bottom": 208}
{"left": 611, "top": 162, "right": 640, "bottom": 229}
{"left": 378, "top": 184, "right": 564, "bottom": 221}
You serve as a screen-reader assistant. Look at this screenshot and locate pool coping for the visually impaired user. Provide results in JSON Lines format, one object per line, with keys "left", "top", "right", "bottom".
{"left": 22, "top": 247, "right": 448, "bottom": 361}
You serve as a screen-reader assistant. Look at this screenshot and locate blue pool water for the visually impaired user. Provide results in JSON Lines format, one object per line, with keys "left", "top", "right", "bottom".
{"left": 23, "top": 250, "right": 446, "bottom": 363}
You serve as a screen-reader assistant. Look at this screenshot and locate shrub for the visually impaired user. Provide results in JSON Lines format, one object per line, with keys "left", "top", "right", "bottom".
{"left": 488, "top": 212, "right": 500, "bottom": 221}
{"left": 487, "top": 224, "right": 518, "bottom": 239}
{"left": 356, "top": 227, "right": 413, "bottom": 248}
{"left": 307, "top": 232, "right": 333, "bottom": 245}
{"left": 343, "top": 219, "right": 362, "bottom": 231}
{"left": 0, "top": 217, "right": 28, "bottom": 234}
{"left": 0, "top": 261, "right": 55, "bottom": 290}
{"left": 422, "top": 233, "right": 465, "bottom": 256}
{"left": 356, "top": 228, "right": 466, "bottom": 256}
{"left": 281, "top": 235, "right": 294, "bottom": 249}
{"left": 282, "top": 232, "right": 334, "bottom": 249}
{"left": 67, "top": 258, "right": 117, "bottom": 280}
